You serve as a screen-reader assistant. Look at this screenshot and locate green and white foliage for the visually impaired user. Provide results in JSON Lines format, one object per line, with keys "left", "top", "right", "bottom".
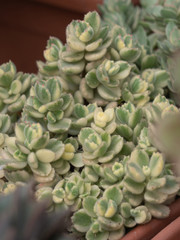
{"left": 142, "top": 69, "right": 169, "bottom": 99}
{"left": 52, "top": 137, "right": 84, "bottom": 175}
{"left": 37, "top": 37, "right": 63, "bottom": 76}
{"left": 51, "top": 172, "right": 100, "bottom": 212}
{"left": 0, "top": 61, "right": 36, "bottom": 114}
{"left": 0, "top": 123, "right": 66, "bottom": 183}
{"left": 138, "top": 127, "right": 157, "bottom": 155}
{"left": 72, "top": 186, "right": 125, "bottom": 240}
{"left": 24, "top": 77, "right": 74, "bottom": 134}
{"left": 122, "top": 75, "right": 150, "bottom": 107}
{"left": 0, "top": 6, "right": 180, "bottom": 240}
{"left": 0, "top": 114, "right": 11, "bottom": 148}
{"left": 99, "top": 0, "right": 133, "bottom": 31}
{"left": 78, "top": 127, "right": 123, "bottom": 165}
{"left": 135, "top": 26, "right": 159, "bottom": 70}
{"left": 69, "top": 103, "right": 97, "bottom": 135}
{"left": 89, "top": 161, "right": 125, "bottom": 189}
{"left": 91, "top": 107, "right": 116, "bottom": 134}
{"left": 115, "top": 102, "right": 147, "bottom": 143}
{"left": 123, "top": 148, "right": 179, "bottom": 218}
{"left": 110, "top": 26, "right": 141, "bottom": 63}
{"left": 145, "top": 95, "right": 179, "bottom": 123}
{"left": 81, "top": 59, "right": 131, "bottom": 106}
{"left": 140, "top": 0, "right": 180, "bottom": 35}
{"left": 59, "top": 11, "right": 112, "bottom": 75}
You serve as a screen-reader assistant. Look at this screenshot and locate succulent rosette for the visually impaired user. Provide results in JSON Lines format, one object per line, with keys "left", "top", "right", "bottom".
{"left": 72, "top": 186, "right": 125, "bottom": 240}
{"left": 82, "top": 161, "right": 125, "bottom": 190}
{"left": 145, "top": 95, "right": 179, "bottom": 123}
{"left": 81, "top": 59, "right": 131, "bottom": 106}
{"left": 142, "top": 69, "right": 169, "bottom": 99}
{"left": 0, "top": 123, "right": 65, "bottom": 183}
{"left": 69, "top": 103, "right": 97, "bottom": 135}
{"left": 123, "top": 148, "right": 179, "bottom": 218}
{"left": 51, "top": 172, "right": 100, "bottom": 211}
{"left": 110, "top": 26, "right": 141, "bottom": 63}
{"left": 91, "top": 107, "right": 116, "bottom": 134}
{"left": 99, "top": 0, "right": 132, "bottom": 31}
{"left": 24, "top": 77, "right": 74, "bottom": 134}
{"left": 59, "top": 11, "right": 112, "bottom": 75}
{"left": 135, "top": 26, "right": 159, "bottom": 70}
{"left": 115, "top": 102, "right": 147, "bottom": 144}
{"left": 78, "top": 127, "right": 123, "bottom": 165}
{"left": 37, "top": 37, "right": 63, "bottom": 76}
{"left": 0, "top": 61, "right": 36, "bottom": 115}
{"left": 122, "top": 75, "right": 150, "bottom": 107}
{"left": 51, "top": 137, "right": 84, "bottom": 176}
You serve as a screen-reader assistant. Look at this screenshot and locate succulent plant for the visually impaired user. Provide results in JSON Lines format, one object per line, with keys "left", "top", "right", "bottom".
{"left": 81, "top": 59, "right": 131, "bottom": 106}
{"left": 59, "top": 11, "right": 112, "bottom": 75}
{"left": 145, "top": 94, "right": 179, "bottom": 123}
{"left": 0, "top": 123, "right": 65, "bottom": 184}
{"left": 110, "top": 26, "right": 141, "bottom": 63}
{"left": 1, "top": 5, "right": 180, "bottom": 240}
{"left": 51, "top": 137, "right": 84, "bottom": 175}
{"left": 135, "top": 26, "right": 159, "bottom": 70}
{"left": 140, "top": 0, "right": 180, "bottom": 34}
{"left": 24, "top": 77, "right": 74, "bottom": 134}
{"left": 0, "top": 61, "right": 36, "bottom": 115}
{"left": 91, "top": 107, "right": 116, "bottom": 134}
{"left": 37, "top": 37, "right": 63, "bottom": 76}
{"left": 78, "top": 127, "right": 123, "bottom": 165}
{"left": 123, "top": 148, "right": 179, "bottom": 218}
{"left": 72, "top": 186, "right": 125, "bottom": 240}
{"left": 122, "top": 75, "right": 150, "bottom": 107}
{"left": 99, "top": 0, "right": 142, "bottom": 34}
{"left": 138, "top": 127, "right": 157, "bottom": 155}
{"left": 0, "top": 114, "right": 11, "bottom": 148}
{"left": 115, "top": 102, "right": 147, "bottom": 143}
{"left": 141, "top": 68, "right": 169, "bottom": 99}
{"left": 69, "top": 103, "right": 97, "bottom": 135}
{"left": 51, "top": 172, "right": 100, "bottom": 212}
{"left": 0, "top": 183, "right": 71, "bottom": 240}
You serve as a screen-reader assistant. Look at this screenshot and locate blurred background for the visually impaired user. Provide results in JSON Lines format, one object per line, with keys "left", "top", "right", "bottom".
{"left": 0, "top": 0, "right": 139, "bottom": 73}
{"left": 0, "top": 0, "right": 102, "bottom": 73}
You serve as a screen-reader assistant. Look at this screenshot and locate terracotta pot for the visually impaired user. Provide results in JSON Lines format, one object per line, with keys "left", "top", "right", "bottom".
{"left": 152, "top": 217, "right": 180, "bottom": 240}
{"left": 121, "top": 198, "right": 180, "bottom": 240}
{"left": 34, "top": 0, "right": 140, "bottom": 14}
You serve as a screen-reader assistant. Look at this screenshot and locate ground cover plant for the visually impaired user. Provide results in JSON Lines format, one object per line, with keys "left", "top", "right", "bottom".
{"left": 0, "top": 1, "right": 180, "bottom": 239}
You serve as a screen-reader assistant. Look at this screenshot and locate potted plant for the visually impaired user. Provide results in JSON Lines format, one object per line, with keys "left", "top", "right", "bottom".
{"left": 0, "top": 0, "right": 179, "bottom": 240}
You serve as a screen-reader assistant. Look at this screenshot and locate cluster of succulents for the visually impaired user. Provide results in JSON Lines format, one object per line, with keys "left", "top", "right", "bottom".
{"left": 1, "top": 1, "right": 180, "bottom": 240}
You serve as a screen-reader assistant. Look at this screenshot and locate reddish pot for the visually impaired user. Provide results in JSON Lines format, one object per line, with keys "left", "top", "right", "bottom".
{"left": 121, "top": 198, "right": 180, "bottom": 240}
{"left": 0, "top": 0, "right": 139, "bottom": 72}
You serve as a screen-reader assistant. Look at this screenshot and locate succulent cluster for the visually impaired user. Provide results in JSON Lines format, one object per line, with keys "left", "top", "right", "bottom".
{"left": 0, "top": 1, "right": 180, "bottom": 240}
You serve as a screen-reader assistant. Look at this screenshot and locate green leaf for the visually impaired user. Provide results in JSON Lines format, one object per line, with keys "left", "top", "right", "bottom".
{"left": 47, "top": 119, "right": 71, "bottom": 133}
{"left": 78, "top": 127, "right": 95, "bottom": 144}
{"left": 150, "top": 152, "right": 164, "bottom": 178}
{"left": 84, "top": 11, "right": 101, "bottom": 36}
{"left": 72, "top": 209, "right": 92, "bottom": 233}
{"left": 35, "top": 81, "right": 51, "bottom": 104}
{"left": 86, "top": 230, "right": 109, "bottom": 240}
{"left": 36, "top": 149, "right": 55, "bottom": 163}
{"left": 103, "top": 186, "right": 123, "bottom": 205}
{"left": 127, "top": 162, "right": 145, "bottom": 183}
{"left": 145, "top": 202, "right": 170, "bottom": 219}
{"left": 70, "top": 153, "right": 84, "bottom": 167}
{"left": 83, "top": 196, "right": 97, "bottom": 217}
{"left": 123, "top": 177, "right": 145, "bottom": 194}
